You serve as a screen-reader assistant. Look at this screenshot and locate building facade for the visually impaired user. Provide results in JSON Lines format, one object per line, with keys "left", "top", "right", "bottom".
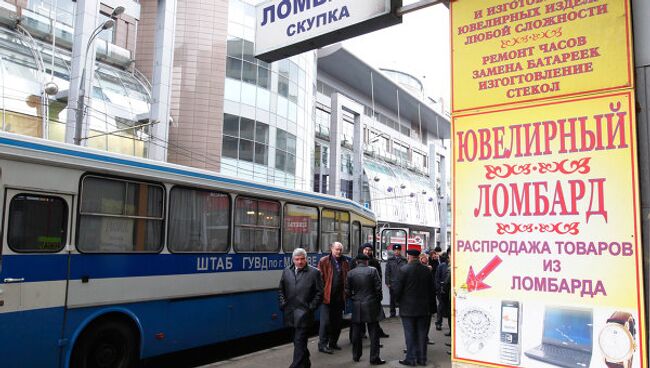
{"left": 315, "top": 45, "right": 451, "bottom": 250}
{"left": 219, "top": 0, "right": 315, "bottom": 190}
{"left": 0, "top": 0, "right": 156, "bottom": 157}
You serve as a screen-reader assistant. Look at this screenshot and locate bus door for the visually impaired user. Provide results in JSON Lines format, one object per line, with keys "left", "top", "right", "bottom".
{"left": 379, "top": 228, "right": 409, "bottom": 261}
{"left": 0, "top": 189, "right": 73, "bottom": 367}
{"left": 379, "top": 228, "right": 408, "bottom": 306}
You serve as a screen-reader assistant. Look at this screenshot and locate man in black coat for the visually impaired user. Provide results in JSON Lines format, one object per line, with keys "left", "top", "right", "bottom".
{"left": 279, "top": 248, "right": 324, "bottom": 368}
{"left": 385, "top": 244, "right": 406, "bottom": 317}
{"left": 435, "top": 252, "right": 449, "bottom": 331}
{"left": 394, "top": 249, "right": 435, "bottom": 366}
{"left": 350, "top": 243, "right": 390, "bottom": 340}
{"left": 345, "top": 254, "right": 386, "bottom": 365}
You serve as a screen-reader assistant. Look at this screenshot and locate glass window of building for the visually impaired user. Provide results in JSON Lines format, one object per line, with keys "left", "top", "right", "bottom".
{"left": 315, "top": 108, "right": 330, "bottom": 140}
{"left": 97, "top": 12, "right": 114, "bottom": 43}
{"left": 341, "top": 153, "right": 353, "bottom": 175}
{"left": 223, "top": 114, "right": 268, "bottom": 164}
{"left": 413, "top": 150, "right": 427, "bottom": 170}
{"left": 275, "top": 129, "right": 297, "bottom": 174}
{"left": 394, "top": 141, "right": 409, "bottom": 161}
{"left": 340, "top": 179, "right": 353, "bottom": 199}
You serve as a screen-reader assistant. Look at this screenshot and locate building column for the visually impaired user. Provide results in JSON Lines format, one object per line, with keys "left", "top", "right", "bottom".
{"left": 329, "top": 93, "right": 342, "bottom": 197}
{"left": 430, "top": 143, "right": 448, "bottom": 250}
{"left": 352, "top": 111, "right": 363, "bottom": 203}
{"left": 65, "top": 0, "right": 99, "bottom": 145}
{"left": 148, "top": 0, "right": 176, "bottom": 161}
{"left": 329, "top": 93, "right": 363, "bottom": 199}
{"left": 439, "top": 149, "right": 448, "bottom": 250}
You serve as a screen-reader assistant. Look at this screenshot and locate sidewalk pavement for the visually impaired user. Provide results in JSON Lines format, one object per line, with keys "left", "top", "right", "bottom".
{"left": 200, "top": 317, "right": 453, "bottom": 368}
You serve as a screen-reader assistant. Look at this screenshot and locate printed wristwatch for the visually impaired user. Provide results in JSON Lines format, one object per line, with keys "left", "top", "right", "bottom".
{"left": 598, "top": 311, "right": 636, "bottom": 368}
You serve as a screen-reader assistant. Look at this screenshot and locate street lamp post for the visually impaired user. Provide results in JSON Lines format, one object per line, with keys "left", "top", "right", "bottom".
{"left": 73, "top": 6, "right": 124, "bottom": 145}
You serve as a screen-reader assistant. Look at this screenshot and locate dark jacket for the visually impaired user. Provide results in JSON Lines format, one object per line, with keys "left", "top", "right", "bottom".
{"left": 429, "top": 258, "right": 440, "bottom": 281}
{"left": 350, "top": 251, "right": 382, "bottom": 280}
{"left": 318, "top": 254, "right": 350, "bottom": 305}
{"left": 385, "top": 254, "right": 406, "bottom": 286}
{"left": 394, "top": 260, "right": 435, "bottom": 317}
{"left": 442, "top": 264, "right": 452, "bottom": 318}
{"left": 434, "top": 261, "right": 449, "bottom": 294}
{"left": 278, "top": 264, "right": 324, "bottom": 327}
{"left": 345, "top": 264, "right": 384, "bottom": 323}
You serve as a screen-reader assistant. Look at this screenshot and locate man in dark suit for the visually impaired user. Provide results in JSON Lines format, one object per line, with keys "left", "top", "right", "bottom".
{"left": 279, "top": 248, "right": 324, "bottom": 368}
{"left": 345, "top": 254, "right": 386, "bottom": 365}
{"left": 385, "top": 244, "right": 406, "bottom": 317}
{"left": 394, "top": 249, "right": 435, "bottom": 366}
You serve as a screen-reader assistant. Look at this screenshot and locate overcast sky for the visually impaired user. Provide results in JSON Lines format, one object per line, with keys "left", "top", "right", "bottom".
{"left": 342, "top": 2, "right": 451, "bottom": 108}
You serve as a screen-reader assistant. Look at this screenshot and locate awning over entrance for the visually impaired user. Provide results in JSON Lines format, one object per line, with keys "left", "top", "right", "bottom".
{"left": 364, "top": 159, "right": 440, "bottom": 229}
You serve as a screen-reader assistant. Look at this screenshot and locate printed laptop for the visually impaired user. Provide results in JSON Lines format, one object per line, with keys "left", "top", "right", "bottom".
{"left": 524, "top": 307, "right": 593, "bottom": 368}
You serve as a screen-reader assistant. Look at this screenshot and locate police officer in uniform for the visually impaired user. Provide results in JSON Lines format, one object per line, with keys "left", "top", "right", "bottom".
{"left": 384, "top": 244, "right": 406, "bottom": 317}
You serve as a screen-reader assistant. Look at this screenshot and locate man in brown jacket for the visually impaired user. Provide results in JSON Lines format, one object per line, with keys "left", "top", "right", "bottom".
{"left": 317, "top": 241, "right": 349, "bottom": 354}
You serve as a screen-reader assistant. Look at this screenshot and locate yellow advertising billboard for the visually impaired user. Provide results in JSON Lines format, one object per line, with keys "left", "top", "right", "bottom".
{"left": 450, "top": 0, "right": 634, "bottom": 113}
{"left": 451, "top": 91, "right": 646, "bottom": 368}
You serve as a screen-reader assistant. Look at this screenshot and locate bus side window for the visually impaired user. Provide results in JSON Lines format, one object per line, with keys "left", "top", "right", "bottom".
{"left": 320, "top": 209, "right": 350, "bottom": 253}
{"left": 351, "top": 221, "right": 361, "bottom": 256}
{"left": 168, "top": 187, "right": 230, "bottom": 253}
{"left": 78, "top": 176, "right": 164, "bottom": 253}
{"left": 8, "top": 194, "right": 67, "bottom": 252}
{"left": 283, "top": 203, "right": 318, "bottom": 253}
{"left": 234, "top": 197, "right": 280, "bottom": 252}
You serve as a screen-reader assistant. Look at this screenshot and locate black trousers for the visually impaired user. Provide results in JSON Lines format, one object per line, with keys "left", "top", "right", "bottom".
{"left": 319, "top": 301, "right": 344, "bottom": 347}
{"left": 436, "top": 294, "right": 446, "bottom": 326}
{"left": 401, "top": 316, "right": 429, "bottom": 364}
{"left": 290, "top": 327, "right": 310, "bottom": 368}
{"left": 389, "top": 287, "right": 398, "bottom": 316}
{"left": 351, "top": 321, "right": 380, "bottom": 362}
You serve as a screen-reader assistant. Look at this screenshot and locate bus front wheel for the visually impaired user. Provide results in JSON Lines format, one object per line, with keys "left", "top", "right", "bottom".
{"left": 71, "top": 320, "right": 138, "bottom": 368}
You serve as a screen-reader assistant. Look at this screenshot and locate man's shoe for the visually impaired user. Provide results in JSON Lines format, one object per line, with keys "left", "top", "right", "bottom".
{"left": 318, "top": 346, "right": 333, "bottom": 354}
{"left": 435, "top": 325, "right": 442, "bottom": 331}
{"left": 417, "top": 361, "right": 427, "bottom": 366}
{"left": 379, "top": 332, "right": 390, "bottom": 338}
{"left": 353, "top": 356, "right": 361, "bottom": 362}
{"left": 330, "top": 344, "right": 342, "bottom": 350}
{"left": 444, "top": 332, "right": 451, "bottom": 337}
{"left": 399, "top": 360, "right": 416, "bottom": 366}
{"left": 370, "top": 359, "right": 387, "bottom": 365}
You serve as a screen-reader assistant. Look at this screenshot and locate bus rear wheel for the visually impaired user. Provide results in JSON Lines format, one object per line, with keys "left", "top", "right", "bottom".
{"left": 71, "top": 320, "right": 138, "bottom": 368}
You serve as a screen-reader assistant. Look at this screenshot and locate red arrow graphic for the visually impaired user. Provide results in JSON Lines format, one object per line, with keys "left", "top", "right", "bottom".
{"left": 466, "top": 255, "right": 503, "bottom": 292}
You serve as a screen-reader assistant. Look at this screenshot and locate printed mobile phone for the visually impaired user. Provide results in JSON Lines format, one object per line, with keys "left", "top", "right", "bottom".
{"left": 500, "top": 300, "right": 522, "bottom": 365}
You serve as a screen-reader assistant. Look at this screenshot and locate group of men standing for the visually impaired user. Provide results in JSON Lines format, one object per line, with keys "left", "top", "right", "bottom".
{"left": 278, "top": 241, "right": 451, "bottom": 368}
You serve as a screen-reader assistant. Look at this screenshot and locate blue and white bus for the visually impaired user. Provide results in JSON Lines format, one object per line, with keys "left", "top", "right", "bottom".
{"left": 0, "top": 132, "right": 377, "bottom": 368}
